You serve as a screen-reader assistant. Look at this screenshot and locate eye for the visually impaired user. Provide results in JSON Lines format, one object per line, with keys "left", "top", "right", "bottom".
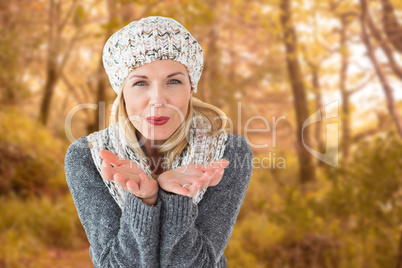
{"left": 169, "top": 79, "right": 182, "bottom": 84}
{"left": 133, "top": 81, "right": 147, "bottom": 86}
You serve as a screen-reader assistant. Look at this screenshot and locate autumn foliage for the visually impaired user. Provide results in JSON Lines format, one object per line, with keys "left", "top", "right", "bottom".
{"left": 1, "top": 0, "right": 402, "bottom": 267}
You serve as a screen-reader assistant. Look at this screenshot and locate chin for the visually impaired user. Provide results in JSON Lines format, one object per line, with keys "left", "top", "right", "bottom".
{"left": 142, "top": 129, "right": 173, "bottom": 141}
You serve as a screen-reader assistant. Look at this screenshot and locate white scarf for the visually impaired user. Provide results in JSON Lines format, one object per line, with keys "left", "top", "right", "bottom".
{"left": 87, "top": 116, "right": 228, "bottom": 209}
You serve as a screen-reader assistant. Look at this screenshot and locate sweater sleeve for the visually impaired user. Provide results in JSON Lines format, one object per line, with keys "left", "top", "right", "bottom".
{"left": 64, "top": 136, "right": 162, "bottom": 268}
{"left": 158, "top": 134, "right": 253, "bottom": 268}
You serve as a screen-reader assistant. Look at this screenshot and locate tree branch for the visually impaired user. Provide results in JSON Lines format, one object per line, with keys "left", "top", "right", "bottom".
{"left": 360, "top": 0, "right": 402, "bottom": 137}
{"left": 58, "top": 28, "right": 81, "bottom": 75}
{"left": 365, "top": 7, "right": 402, "bottom": 79}
{"left": 347, "top": 72, "right": 376, "bottom": 95}
{"left": 61, "top": 72, "right": 91, "bottom": 118}
{"left": 58, "top": 0, "right": 78, "bottom": 32}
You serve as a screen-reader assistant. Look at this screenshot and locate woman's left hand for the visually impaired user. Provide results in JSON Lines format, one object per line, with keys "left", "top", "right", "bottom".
{"left": 157, "top": 159, "right": 230, "bottom": 197}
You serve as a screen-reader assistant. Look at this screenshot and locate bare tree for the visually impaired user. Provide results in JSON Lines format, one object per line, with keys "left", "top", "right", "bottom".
{"left": 39, "top": 0, "right": 80, "bottom": 125}
{"left": 301, "top": 44, "right": 325, "bottom": 165}
{"left": 280, "top": 0, "right": 316, "bottom": 187}
{"left": 364, "top": 6, "right": 402, "bottom": 80}
{"left": 360, "top": 0, "right": 402, "bottom": 137}
{"left": 397, "top": 229, "right": 402, "bottom": 268}
{"left": 339, "top": 14, "right": 352, "bottom": 162}
{"left": 86, "top": 0, "right": 118, "bottom": 134}
{"left": 380, "top": 0, "right": 402, "bottom": 53}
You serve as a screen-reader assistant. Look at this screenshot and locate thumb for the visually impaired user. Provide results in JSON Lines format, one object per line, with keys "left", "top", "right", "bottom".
{"left": 139, "top": 173, "right": 156, "bottom": 191}
{"left": 99, "top": 149, "right": 130, "bottom": 167}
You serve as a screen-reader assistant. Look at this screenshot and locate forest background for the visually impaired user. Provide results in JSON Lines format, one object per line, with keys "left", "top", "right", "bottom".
{"left": 1, "top": 0, "right": 402, "bottom": 267}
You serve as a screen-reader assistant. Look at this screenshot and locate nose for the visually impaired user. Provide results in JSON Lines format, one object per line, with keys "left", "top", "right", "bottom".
{"left": 149, "top": 81, "right": 167, "bottom": 108}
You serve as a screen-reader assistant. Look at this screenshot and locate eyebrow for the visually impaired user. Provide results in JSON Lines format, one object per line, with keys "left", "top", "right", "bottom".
{"left": 129, "top": 72, "right": 185, "bottom": 80}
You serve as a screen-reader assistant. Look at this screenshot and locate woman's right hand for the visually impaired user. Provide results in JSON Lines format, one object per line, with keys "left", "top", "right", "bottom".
{"left": 99, "top": 149, "right": 159, "bottom": 206}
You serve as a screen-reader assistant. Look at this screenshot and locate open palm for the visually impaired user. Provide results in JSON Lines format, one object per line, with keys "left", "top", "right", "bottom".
{"left": 99, "top": 149, "right": 159, "bottom": 203}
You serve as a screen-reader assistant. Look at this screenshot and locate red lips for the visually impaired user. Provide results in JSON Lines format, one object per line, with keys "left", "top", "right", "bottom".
{"left": 146, "top": 116, "right": 170, "bottom": 126}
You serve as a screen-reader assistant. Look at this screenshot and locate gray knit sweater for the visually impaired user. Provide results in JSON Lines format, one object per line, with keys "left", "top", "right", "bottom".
{"left": 64, "top": 134, "right": 253, "bottom": 268}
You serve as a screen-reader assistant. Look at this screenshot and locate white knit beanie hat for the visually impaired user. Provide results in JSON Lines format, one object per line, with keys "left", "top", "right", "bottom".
{"left": 102, "top": 16, "right": 204, "bottom": 94}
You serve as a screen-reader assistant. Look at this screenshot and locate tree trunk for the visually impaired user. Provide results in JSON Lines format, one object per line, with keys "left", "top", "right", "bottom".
{"left": 202, "top": 25, "right": 219, "bottom": 104}
{"left": 86, "top": 0, "right": 118, "bottom": 133}
{"left": 280, "top": 0, "right": 316, "bottom": 187}
{"left": 310, "top": 64, "right": 325, "bottom": 166}
{"left": 39, "top": 0, "right": 58, "bottom": 126}
{"left": 360, "top": 0, "right": 402, "bottom": 137}
{"left": 339, "top": 15, "right": 351, "bottom": 163}
{"left": 200, "top": 0, "right": 219, "bottom": 104}
{"left": 39, "top": 63, "right": 58, "bottom": 125}
{"left": 87, "top": 56, "right": 108, "bottom": 134}
{"left": 380, "top": 0, "right": 402, "bottom": 53}
{"left": 39, "top": 0, "right": 78, "bottom": 126}
{"left": 365, "top": 7, "right": 402, "bottom": 80}
{"left": 396, "top": 229, "right": 402, "bottom": 268}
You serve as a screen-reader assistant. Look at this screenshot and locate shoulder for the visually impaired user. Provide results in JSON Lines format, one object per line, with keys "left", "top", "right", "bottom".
{"left": 64, "top": 136, "right": 92, "bottom": 167}
{"left": 224, "top": 134, "right": 252, "bottom": 153}
{"left": 221, "top": 134, "right": 254, "bottom": 182}
{"left": 223, "top": 134, "right": 253, "bottom": 163}
{"left": 64, "top": 135, "right": 101, "bottom": 188}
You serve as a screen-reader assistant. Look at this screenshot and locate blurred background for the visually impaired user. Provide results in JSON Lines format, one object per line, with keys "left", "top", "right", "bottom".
{"left": 1, "top": 0, "right": 402, "bottom": 267}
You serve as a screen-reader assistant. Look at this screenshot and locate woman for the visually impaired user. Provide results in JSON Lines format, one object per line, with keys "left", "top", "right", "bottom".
{"left": 64, "top": 16, "right": 253, "bottom": 268}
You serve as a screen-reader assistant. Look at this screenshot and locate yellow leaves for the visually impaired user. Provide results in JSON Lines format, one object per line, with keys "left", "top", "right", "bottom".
{"left": 0, "top": 108, "right": 67, "bottom": 197}
{"left": 0, "top": 107, "right": 65, "bottom": 157}
{"left": 74, "top": 5, "right": 86, "bottom": 27}
{"left": 29, "top": 1, "right": 44, "bottom": 12}
{"left": 0, "top": 195, "right": 85, "bottom": 266}
{"left": 226, "top": 212, "right": 285, "bottom": 268}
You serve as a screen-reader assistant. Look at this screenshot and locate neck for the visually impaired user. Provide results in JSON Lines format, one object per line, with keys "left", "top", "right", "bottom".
{"left": 136, "top": 130, "right": 165, "bottom": 158}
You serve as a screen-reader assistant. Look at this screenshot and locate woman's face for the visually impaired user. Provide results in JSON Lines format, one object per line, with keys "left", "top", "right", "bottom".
{"left": 123, "top": 59, "right": 193, "bottom": 144}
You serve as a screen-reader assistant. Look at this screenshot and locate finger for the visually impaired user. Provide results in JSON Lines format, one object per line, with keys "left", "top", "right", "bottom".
{"left": 198, "top": 171, "right": 214, "bottom": 189}
{"left": 185, "top": 180, "right": 204, "bottom": 197}
{"left": 99, "top": 150, "right": 130, "bottom": 167}
{"left": 175, "top": 164, "right": 203, "bottom": 176}
{"left": 113, "top": 171, "right": 142, "bottom": 192}
{"left": 209, "top": 168, "right": 225, "bottom": 187}
{"left": 138, "top": 174, "right": 156, "bottom": 193}
{"left": 165, "top": 181, "right": 190, "bottom": 196}
{"left": 101, "top": 160, "right": 115, "bottom": 181}
{"left": 198, "top": 159, "right": 230, "bottom": 172}
{"left": 123, "top": 173, "right": 157, "bottom": 199}
{"left": 113, "top": 173, "right": 129, "bottom": 189}
{"left": 109, "top": 165, "right": 141, "bottom": 181}
{"left": 126, "top": 178, "right": 140, "bottom": 193}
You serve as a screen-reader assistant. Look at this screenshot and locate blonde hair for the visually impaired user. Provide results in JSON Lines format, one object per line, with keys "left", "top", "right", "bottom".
{"left": 110, "top": 79, "right": 227, "bottom": 180}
